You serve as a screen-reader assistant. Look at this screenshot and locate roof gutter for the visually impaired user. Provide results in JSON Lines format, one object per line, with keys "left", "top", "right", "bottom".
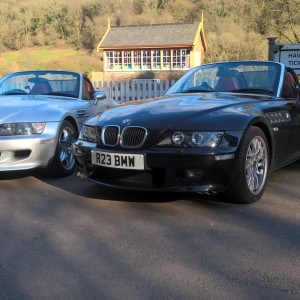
{"left": 100, "top": 44, "right": 193, "bottom": 50}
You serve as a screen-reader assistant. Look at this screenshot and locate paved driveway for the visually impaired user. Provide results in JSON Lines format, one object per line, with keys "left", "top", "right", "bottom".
{"left": 0, "top": 161, "right": 299, "bottom": 299}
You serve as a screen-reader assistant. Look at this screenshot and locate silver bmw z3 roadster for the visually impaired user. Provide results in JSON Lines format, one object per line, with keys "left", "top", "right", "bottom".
{"left": 0, "top": 70, "right": 117, "bottom": 176}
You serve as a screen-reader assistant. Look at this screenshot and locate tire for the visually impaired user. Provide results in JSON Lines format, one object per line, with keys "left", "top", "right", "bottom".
{"left": 46, "top": 120, "right": 77, "bottom": 177}
{"left": 223, "top": 126, "right": 269, "bottom": 204}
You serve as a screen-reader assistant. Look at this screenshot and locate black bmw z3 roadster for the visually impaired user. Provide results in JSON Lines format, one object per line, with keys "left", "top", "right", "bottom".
{"left": 73, "top": 60, "right": 300, "bottom": 204}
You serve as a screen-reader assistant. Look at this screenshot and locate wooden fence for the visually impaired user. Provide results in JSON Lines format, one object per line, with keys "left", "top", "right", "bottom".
{"left": 92, "top": 79, "right": 176, "bottom": 102}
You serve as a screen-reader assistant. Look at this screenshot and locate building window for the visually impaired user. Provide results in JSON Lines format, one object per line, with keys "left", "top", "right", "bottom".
{"left": 142, "top": 51, "right": 151, "bottom": 70}
{"left": 133, "top": 51, "right": 141, "bottom": 69}
{"left": 114, "top": 51, "right": 122, "bottom": 70}
{"left": 104, "top": 49, "right": 191, "bottom": 71}
{"left": 172, "top": 49, "right": 190, "bottom": 69}
{"left": 181, "top": 49, "right": 190, "bottom": 69}
{"left": 152, "top": 50, "right": 161, "bottom": 70}
{"left": 123, "top": 51, "right": 132, "bottom": 70}
{"left": 172, "top": 50, "right": 181, "bottom": 69}
{"left": 162, "top": 50, "right": 171, "bottom": 69}
{"left": 105, "top": 51, "right": 114, "bottom": 70}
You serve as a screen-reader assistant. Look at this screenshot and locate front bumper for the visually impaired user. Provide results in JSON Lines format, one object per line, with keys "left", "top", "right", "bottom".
{"left": 73, "top": 140, "right": 239, "bottom": 193}
{"left": 0, "top": 122, "right": 60, "bottom": 171}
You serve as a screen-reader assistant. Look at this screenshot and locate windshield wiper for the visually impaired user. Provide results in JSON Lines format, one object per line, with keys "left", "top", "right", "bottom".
{"left": 182, "top": 87, "right": 214, "bottom": 93}
{"left": 0, "top": 92, "right": 20, "bottom": 96}
{"left": 1, "top": 89, "right": 27, "bottom": 96}
{"left": 46, "top": 92, "right": 77, "bottom": 98}
{"left": 231, "top": 88, "right": 274, "bottom": 94}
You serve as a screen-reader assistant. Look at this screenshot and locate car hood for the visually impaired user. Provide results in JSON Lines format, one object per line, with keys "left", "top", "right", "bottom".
{"left": 99, "top": 93, "right": 271, "bottom": 131}
{"left": 0, "top": 95, "right": 86, "bottom": 123}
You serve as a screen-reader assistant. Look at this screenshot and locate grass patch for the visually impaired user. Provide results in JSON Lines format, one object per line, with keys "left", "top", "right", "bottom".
{"left": 0, "top": 47, "right": 101, "bottom": 76}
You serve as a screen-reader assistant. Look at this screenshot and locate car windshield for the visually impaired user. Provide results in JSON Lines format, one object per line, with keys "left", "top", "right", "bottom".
{"left": 165, "top": 61, "right": 282, "bottom": 96}
{"left": 0, "top": 70, "right": 80, "bottom": 98}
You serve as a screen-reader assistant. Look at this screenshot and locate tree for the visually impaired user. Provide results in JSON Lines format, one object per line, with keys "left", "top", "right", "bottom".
{"left": 271, "top": 0, "right": 300, "bottom": 42}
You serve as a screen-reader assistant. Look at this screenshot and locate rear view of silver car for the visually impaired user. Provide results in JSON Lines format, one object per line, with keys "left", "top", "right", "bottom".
{"left": 0, "top": 70, "right": 117, "bottom": 176}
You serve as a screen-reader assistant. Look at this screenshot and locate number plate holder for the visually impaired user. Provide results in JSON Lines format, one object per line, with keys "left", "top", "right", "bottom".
{"left": 91, "top": 151, "right": 145, "bottom": 170}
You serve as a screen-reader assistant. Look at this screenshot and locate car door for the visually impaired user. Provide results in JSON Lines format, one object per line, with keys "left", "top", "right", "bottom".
{"left": 282, "top": 68, "right": 300, "bottom": 160}
{"left": 82, "top": 77, "right": 114, "bottom": 117}
{"left": 270, "top": 69, "right": 300, "bottom": 169}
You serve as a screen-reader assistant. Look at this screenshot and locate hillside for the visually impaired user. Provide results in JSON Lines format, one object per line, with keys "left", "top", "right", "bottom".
{"left": 0, "top": 0, "right": 299, "bottom": 75}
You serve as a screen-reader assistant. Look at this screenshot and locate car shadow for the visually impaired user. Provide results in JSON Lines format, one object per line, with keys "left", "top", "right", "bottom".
{"left": 37, "top": 158, "right": 300, "bottom": 205}
{"left": 2, "top": 159, "right": 299, "bottom": 205}
{"left": 0, "top": 169, "right": 42, "bottom": 180}
{"left": 0, "top": 169, "right": 192, "bottom": 203}
{"left": 30, "top": 169, "right": 219, "bottom": 204}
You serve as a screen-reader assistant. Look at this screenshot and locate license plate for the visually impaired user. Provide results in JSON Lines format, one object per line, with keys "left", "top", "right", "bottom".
{"left": 91, "top": 151, "right": 144, "bottom": 170}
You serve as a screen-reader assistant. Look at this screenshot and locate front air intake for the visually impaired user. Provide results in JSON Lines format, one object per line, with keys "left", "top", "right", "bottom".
{"left": 120, "top": 126, "right": 147, "bottom": 148}
{"left": 101, "top": 125, "right": 120, "bottom": 146}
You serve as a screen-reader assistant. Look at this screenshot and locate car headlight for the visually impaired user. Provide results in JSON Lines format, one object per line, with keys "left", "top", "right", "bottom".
{"left": 0, "top": 122, "right": 46, "bottom": 136}
{"left": 172, "top": 131, "right": 185, "bottom": 145}
{"left": 191, "top": 132, "right": 223, "bottom": 147}
{"left": 79, "top": 125, "right": 97, "bottom": 142}
{"left": 159, "top": 131, "right": 223, "bottom": 148}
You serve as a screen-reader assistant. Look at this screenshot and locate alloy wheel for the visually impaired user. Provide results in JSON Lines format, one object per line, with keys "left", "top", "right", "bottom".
{"left": 245, "top": 136, "right": 268, "bottom": 195}
{"left": 58, "top": 126, "right": 76, "bottom": 170}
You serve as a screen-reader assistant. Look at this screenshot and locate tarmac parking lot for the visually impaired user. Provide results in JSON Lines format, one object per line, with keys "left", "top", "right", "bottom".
{"left": 0, "top": 161, "right": 300, "bottom": 299}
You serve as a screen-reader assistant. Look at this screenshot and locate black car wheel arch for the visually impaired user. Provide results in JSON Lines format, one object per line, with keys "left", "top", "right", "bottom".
{"left": 223, "top": 126, "right": 269, "bottom": 204}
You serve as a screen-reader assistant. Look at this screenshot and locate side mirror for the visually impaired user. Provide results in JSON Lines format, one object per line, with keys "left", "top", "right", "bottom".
{"left": 93, "top": 91, "right": 106, "bottom": 104}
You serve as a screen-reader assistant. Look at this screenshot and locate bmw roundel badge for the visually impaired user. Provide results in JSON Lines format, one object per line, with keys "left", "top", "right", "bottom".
{"left": 121, "top": 119, "right": 132, "bottom": 126}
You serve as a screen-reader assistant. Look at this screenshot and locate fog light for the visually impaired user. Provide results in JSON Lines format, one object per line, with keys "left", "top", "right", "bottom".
{"left": 185, "top": 168, "right": 204, "bottom": 179}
